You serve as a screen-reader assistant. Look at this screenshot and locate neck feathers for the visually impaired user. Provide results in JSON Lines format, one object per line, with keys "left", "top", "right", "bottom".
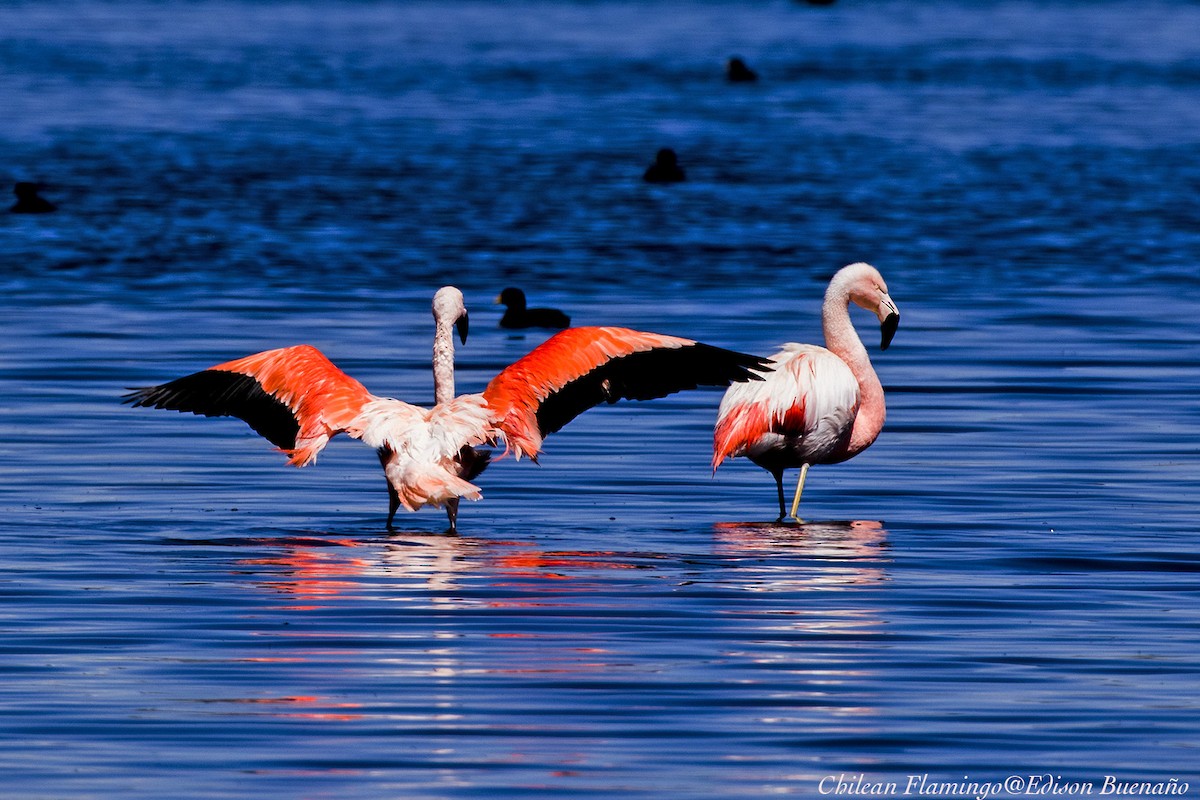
{"left": 433, "top": 320, "right": 456, "bottom": 405}
{"left": 822, "top": 283, "right": 885, "bottom": 457}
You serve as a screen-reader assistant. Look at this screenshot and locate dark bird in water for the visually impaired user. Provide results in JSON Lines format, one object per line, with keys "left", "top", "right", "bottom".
{"left": 496, "top": 287, "right": 571, "bottom": 330}
{"left": 726, "top": 56, "right": 758, "bottom": 83}
{"left": 801, "top": 0, "right": 837, "bottom": 5}
{"left": 643, "top": 148, "right": 686, "bottom": 184}
{"left": 10, "top": 182, "right": 56, "bottom": 214}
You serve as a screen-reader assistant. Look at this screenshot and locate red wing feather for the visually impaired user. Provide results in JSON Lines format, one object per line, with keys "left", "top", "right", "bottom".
{"left": 124, "top": 345, "right": 374, "bottom": 466}
{"left": 482, "top": 327, "right": 770, "bottom": 460}
{"left": 212, "top": 346, "right": 373, "bottom": 433}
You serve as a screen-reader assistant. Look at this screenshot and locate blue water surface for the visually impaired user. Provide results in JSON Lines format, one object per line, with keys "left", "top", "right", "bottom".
{"left": 1, "top": 1, "right": 1198, "bottom": 798}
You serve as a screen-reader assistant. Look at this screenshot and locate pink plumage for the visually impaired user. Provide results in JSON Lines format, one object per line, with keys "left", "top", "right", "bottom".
{"left": 713, "top": 263, "right": 900, "bottom": 521}
{"left": 125, "top": 287, "right": 771, "bottom": 532}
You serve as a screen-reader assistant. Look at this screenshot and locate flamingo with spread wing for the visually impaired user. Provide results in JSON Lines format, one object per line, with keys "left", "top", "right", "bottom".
{"left": 126, "top": 287, "right": 771, "bottom": 531}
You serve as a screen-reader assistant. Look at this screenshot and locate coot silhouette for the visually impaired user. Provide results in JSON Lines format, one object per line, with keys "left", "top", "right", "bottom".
{"left": 496, "top": 288, "right": 571, "bottom": 330}
{"left": 726, "top": 56, "right": 758, "bottom": 83}
{"left": 643, "top": 148, "right": 686, "bottom": 184}
{"left": 10, "top": 182, "right": 56, "bottom": 214}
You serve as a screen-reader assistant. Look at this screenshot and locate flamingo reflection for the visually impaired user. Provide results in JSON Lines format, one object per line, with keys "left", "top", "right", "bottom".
{"left": 202, "top": 694, "right": 364, "bottom": 722}
{"left": 227, "top": 528, "right": 893, "bottom": 750}
{"left": 714, "top": 519, "right": 888, "bottom": 563}
{"left": 240, "top": 536, "right": 370, "bottom": 610}
{"left": 241, "top": 532, "right": 655, "bottom": 607}
{"left": 711, "top": 520, "right": 890, "bottom": 618}
{"left": 710, "top": 519, "right": 891, "bottom": 730}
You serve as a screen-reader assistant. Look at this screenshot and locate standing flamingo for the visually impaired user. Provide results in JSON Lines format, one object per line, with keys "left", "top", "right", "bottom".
{"left": 125, "top": 287, "right": 771, "bottom": 531}
{"left": 712, "top": 263, "right": 900, "bottom": 521}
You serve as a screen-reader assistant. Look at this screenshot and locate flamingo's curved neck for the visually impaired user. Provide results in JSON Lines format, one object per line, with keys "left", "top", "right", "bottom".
{"left": 432, "top": 316, "right": 456, "bottom": 406}
{"left": 822, "top": 285, "right": 884, "bottom": 457}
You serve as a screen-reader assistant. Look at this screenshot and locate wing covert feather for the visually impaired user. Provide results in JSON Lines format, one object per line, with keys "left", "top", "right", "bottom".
{"left": 482, "top": 327, "right": 770, "bottom": 459}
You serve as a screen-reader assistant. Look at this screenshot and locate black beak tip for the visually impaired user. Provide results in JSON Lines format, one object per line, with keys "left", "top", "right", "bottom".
{"left": 880, "top": 312, "right": 899, "bottom": 351}
{"left": 457, "top": 314, "right": 469, "bottom": 345}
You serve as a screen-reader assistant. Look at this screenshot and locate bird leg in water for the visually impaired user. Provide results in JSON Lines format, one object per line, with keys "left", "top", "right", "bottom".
{"left": 379, "top": 449, "right": 401, "bottom": 530}
{"left": 385, "top": 498, "right": 399, "bottom": 530}
{"left": 788, "top": 463, "right": 810, "bottom": 522}
{"left": 445, "top": 497, "right": 460, "bottom": 534}
{"left": 771, "top": 468, "right": 787, "bottom": 522}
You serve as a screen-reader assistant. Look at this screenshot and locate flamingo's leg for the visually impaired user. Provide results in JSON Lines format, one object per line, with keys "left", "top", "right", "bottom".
{"left": 788, "top": 463, "right": 810, "bottom": 522}
{"left": 379, "top": 448, "right": 400, "bottom": 531}
{"left": 771, "top": 468, "right": 786, "bottom": 523}
{"left": 385, "top": 492, "right": 399, "bottom": 531}
{"left": 445, "top": 498, "right": 460, "bottom": 535}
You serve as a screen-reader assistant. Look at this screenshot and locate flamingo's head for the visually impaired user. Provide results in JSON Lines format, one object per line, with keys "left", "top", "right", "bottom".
{"left": 433, "top": 286, "right": 470, "bottom": 344}
{"left": 840, "top": 262, "right": 900, "bottom": 351}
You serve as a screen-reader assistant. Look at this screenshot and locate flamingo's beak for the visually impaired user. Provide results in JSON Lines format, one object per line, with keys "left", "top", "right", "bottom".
{"left": 878, "top": 295, "right": 899, "bottom": 351}
{"left": 493, "top": 294, "right": 503, "bottom": 305}
{"left": 457, "top": 313, "right": 469, "bottom": 345}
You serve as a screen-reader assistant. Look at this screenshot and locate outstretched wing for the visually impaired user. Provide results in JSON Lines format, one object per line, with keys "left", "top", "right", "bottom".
{"left": 481, "top": 326, "right": 772, "bottom": 460}
{"left": 123, "top": 344, "right": 375, "bottom": 466}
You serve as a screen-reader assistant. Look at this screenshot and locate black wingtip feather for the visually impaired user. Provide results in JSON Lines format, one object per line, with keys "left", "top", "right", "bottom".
{"left": 122, "top": 369, "right": 301, "bottom": 450}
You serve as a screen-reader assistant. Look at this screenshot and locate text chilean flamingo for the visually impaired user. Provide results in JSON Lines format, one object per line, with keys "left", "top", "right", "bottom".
{"left": 125, "top": 286, "right": 771, "bottom": 532}
{"left": 712, "top": 263, "right": 900, "bottom": 521}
